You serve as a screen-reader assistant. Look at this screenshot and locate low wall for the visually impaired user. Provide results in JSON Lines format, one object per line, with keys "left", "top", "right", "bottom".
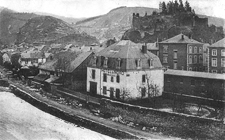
{"left": 9, "top": 84, "right": 138, "bottom": 139}
{"left": 163, "top": 92, "right": 225, "bottom": 109}
{"left": 101, "top": 98, "right": 223, "bottom": 123}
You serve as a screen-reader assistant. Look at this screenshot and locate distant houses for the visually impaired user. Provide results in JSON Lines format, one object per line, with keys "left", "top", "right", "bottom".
{"left": 87, "top": 40, "right": 164, "bottom": 100}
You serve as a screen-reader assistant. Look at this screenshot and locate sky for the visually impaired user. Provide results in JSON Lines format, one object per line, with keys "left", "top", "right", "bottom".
{"left": 0, "top": 0, "right": 225, "bottom": 19}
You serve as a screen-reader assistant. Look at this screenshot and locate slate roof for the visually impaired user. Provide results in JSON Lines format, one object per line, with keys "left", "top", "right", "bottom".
{"left": 160, "top": 34, "right": 201, "bottom": 44}
{"left": 93, "top": 40, "right": 162, "bottom": 71}
{"left": 210, "top": 38, "right": 225, "bottom": 48}
{"left": 39, "top": 51, "right": 93, "bottom": 73}
{"left": 165, "top": 69, "right": 225, "bottom": 80}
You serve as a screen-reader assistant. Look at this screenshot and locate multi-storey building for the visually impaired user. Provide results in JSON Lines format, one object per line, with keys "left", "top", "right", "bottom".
{"left": 208, "top": 38, "right": 225, "bottom": 73}
{"left": 159, "top": 34, "right": 204, "bottom": 71}
{"left": 87, "top": 40, "right": 164, "bottom": 100}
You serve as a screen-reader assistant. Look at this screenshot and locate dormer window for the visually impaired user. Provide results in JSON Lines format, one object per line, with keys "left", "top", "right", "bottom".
{"left": 103, "top": 57, "right": 108, "bottom": 68}
{"left": 117, "top": 58, "right": 121, "bottom": 69}
{"left": 148, "top": 59, "right": 153, "bottom": 67}
{"left": 136, "top": 59, "right": 141, "bottom": 69}
{"left": 93, "top": 56, "right": 97, "bottom": 66}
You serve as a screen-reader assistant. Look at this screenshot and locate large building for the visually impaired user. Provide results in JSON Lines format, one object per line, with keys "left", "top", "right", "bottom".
{"left": 208, "top": 38, "right": 225, "bottom": 73}
{"left": 159, "top": 34, "right": 204, "bottom": 71}
{"left": 164, "top": 69, "right": 225, "bottom": 100}
{"left": 87, "top": 40, "right": 164, "bottom": 100}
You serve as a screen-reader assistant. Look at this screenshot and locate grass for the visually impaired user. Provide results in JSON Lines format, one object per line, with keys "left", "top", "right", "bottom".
{"left": 100, "top": 100, "right": 225, "bottom": 139}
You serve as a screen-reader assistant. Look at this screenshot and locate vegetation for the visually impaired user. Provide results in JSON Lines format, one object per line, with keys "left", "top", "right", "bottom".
{"left": 161, "top": 0, "right": 194, "bottom": 15}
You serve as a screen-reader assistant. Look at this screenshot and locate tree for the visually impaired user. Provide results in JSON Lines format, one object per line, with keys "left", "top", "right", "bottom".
{"left": 161, "top": 2, "right": 167, "bottom": 14}
{"left": 137, "top": 73, "right": 161, "bottom": 107}
{"left": 185, "top": 0, "right": 191, "bottom": 12}
{"left": 120, "top": 87, "right": 131, "bottom": 101}
{"left": 174, "top": 0, "right": 179, "bottom": 13}
{"left": 179, "top": 0, "right": 185, "bottom": 12}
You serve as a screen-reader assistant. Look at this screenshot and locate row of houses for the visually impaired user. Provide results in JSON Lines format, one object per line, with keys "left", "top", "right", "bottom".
{"left": 1, "top": 34, "right": 225, "bottom": 101}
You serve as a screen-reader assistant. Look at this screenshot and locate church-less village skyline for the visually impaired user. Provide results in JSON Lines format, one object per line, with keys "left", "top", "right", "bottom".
{"left": 0, "top": 0, "right": 225, "bottom": 19}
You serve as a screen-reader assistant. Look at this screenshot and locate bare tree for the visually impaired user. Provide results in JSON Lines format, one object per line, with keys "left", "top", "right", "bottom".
{"left": 136, "top": 73, "right": 161, "bottom": 107}
{"left": 120, "top": 87, "right": 131, "bottom": 101}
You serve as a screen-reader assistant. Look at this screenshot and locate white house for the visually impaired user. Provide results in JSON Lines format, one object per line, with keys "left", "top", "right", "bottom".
{"left": 87, "top": 40, "right": 164, "bottom": 100}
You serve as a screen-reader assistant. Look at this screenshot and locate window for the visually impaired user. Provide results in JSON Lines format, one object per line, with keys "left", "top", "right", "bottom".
{"left": 142, "top": 75, "right": 146, "bottom": 83}
{"left": 212, "top": 58, "right": 217, "bottom": 67}
{"left": 117, "top": 58, "right": 121, "bottom": 68}
{"left": 136, "top": 59, "right": 141, "bottom": 68}
{"left": 194, "top": 46, "right": 197, "bottom": 53}
{"left": 167, "top": 77, "right": 170, "bottom": 82}
{"left": 212, "top": 70, "right": 217, "bottom": 73}
{"left": 191, "top": 79, "right": 195, "bottom": 86}
{"left": 103, "top": 73, "right": 107, "bottom": 82}
{"left": 103, "top": 57, "right": 108, "bottom": 68}
{"left": 110, "top": 87, "right": 114, "bottom": 98}
{"left": 221, "top": 49, "right": 225, "bottom": 56}
{"left": 141, "top": 87, "right": 146, "bottom": 97}
{"left": 116, "top": 75, "right": 120, "bottom": 83}
{"left": 189, "top": 67, "right": 192, "bottom": 71}
{"left": 93, "top": 56, "right": 97, "bottom": 66}
{"left": 199, "top": 55, "right": 203, "bottom": 63}
{"left": 189, "top": 46, "right": 192, "bottom": 54}
{"left": 163, "top": 55, "right": 168, "bottom": 63}
{"left": 116, "top": 89, "right": 120, "bottom": 99}
{"left": 194, "top": 55, "right": 197, "bottom": 64}
{"left": 180, "top": 78, "right": 183, "bottom": 84}
{"left": 111, "top": 76, "right": 114, "bottom": 82}
{"left": 103, "top": 86, "right": 107, "bottom": 95}
{"left": 92, "top": 69, "right": 95, "bottom": 79}
{"left": 221, "top": 58, "right": 225, "bottom": 67}
{"left": 189, "top": 55, "right": 192, "bottom": 64}
{"left": 199, "top": 47, "right": 203, "bottom": 53}
{"left": 148, "top": 59, "right": 153, "bottom": 67}
{"left": 173, "top": 50, "right": 177, "bottom": 59}
{"left": 163, "top": 45, "right": 168, "bottom": 53}
{"left": 173, "top": 61, "right": 177, "bottom": 69}
{"left": 201, "top": 81, "right": 205, "bottom": 86}
{"left": 212, "top": 49, "right": 217, "bottom": 56}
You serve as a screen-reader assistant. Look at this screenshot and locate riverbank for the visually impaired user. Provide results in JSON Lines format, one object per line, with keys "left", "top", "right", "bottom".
{"left": 8, "top": 82, "right": 172, "bottom": 140}
{"left": 0, "top": 91, "right": 115, "bottom": 140}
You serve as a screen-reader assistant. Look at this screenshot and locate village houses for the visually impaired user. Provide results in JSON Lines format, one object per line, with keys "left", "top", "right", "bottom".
{"left": 87, "top": 40, "right": 164, "bottom": 100}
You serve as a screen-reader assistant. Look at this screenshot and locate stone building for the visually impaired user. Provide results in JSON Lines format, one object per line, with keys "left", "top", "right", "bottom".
{"left": 208, "top": 38, "right": 225, "bottom": 73}
{"left": 158, "top": 34, "right": 204, "bottom": 71}
{"left": 87, "top": 40, "right": 164, "bottom": 100}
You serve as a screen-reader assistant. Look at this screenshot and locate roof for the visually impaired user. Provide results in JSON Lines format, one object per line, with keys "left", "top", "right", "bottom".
{"left": 39, "top": 51, "right": 93, "bottom": 73}
{"left": 137, "top": 43, "right": 159, "bottom": 50}
{"left": 165, "top": 69, "right": 225, "bottom": 80}
{"left": 160, "top": 34, "right": 201, "bottom": 44}
{"left": 210, "top": 38, "right": 225, "bottom": 48}
{"left": 33, "top": 74, "right": 50, "bottom": 82}
{"left": 97, "top": 40, "right": 158, "bottom": 59}
{"left": 93, "top": 40, "right": 162, "bottom": 71}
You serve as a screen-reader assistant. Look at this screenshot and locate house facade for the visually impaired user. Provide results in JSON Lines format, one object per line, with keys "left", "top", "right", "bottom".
{"left": 159, "top": 34, "right": 204, "bottom": 71}
{"left": 208, "top": 38, "right": 225, "bottom": 73}
{"left": 38, "top": 51, "right": 94, "bottom": 92}
{"left": 87, "top": 40, "right": 164, "bottom": 100}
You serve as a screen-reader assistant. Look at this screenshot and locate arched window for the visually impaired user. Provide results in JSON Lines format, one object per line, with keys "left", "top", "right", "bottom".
{"left": 103, "top": 57, "right": 108, "bottom": 68}
{"left": 189, "top": 55, "right": 192, "bottom": 64}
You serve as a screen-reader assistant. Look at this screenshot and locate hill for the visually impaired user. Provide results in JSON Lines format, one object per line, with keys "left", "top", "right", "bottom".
{"left": 0, "top": 8, "right": 39, "bottom": 45}
{"left": 75, "top": 7, "right": 158, "bottom": 43}
{"left": 75, "top": 6, "right": 225, "bottom": 43}
{"left": 17, "top": 16, "right": 99, "bottom": 45}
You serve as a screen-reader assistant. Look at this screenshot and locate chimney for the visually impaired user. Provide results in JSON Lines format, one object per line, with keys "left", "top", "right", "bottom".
{"left": 90, "top": 47, "right": 92, "bottom": 50}
{"left": 142, "top": 44, "right": 147, "bottom": 54}
{"left": 181, "top": 34, "right": 184, "bottom": 40}
{"left": 188, "top": 34, "right": 192, "bottom": 39}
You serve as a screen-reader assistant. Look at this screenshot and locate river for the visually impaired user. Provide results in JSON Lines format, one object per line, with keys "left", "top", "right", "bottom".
{"left": 0, "top": 91, "right": 115, "bottom": 140}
